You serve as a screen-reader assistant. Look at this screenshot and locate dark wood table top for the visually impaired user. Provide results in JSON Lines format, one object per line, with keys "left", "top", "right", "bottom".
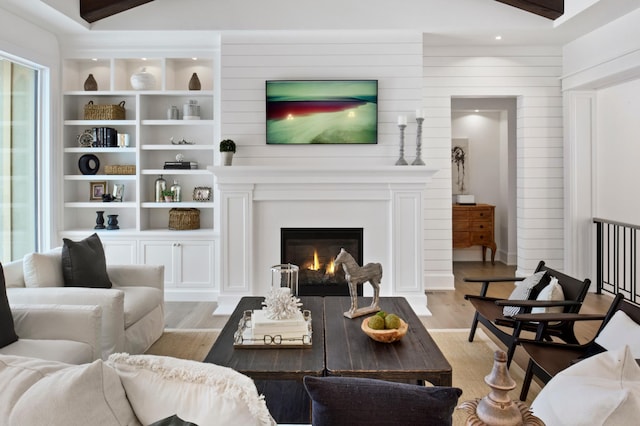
{"left": 204, "top": 296, "right": 325, "bottom": 380}
{"left": 324, "top": 296, "right": 452, "bottom": 386}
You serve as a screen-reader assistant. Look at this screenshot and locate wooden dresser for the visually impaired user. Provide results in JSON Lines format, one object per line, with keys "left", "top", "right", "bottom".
{"left": 452, "top": 203, "right": 496, "bottom": 264}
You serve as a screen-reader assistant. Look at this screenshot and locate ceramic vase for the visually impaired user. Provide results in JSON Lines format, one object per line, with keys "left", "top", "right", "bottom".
{"left": 130, "top": 67, "right": 155, "bottom": 90}
{"left": 84, "top": 74, "right": 98, "bottom": 91}
{"left": 222, "top": 151, "right": 234, "bottom": 166}
{"left": 188, "top": 72, "right": 201, "bottom": 90}
{"left": 94, "top": 211, "right": 105, "bottom": 229}
{"left": 106, "top": 214, "right": 119, "bottom": 230}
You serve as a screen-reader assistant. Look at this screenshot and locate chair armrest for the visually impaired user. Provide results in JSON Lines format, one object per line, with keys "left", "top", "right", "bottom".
{"left": 464, "top": 294, "right": 503, "bottom": 302}
{"left": 7, "top": 287, "right": 125, "bottom": 359}
{"left": 464, "top": 277, "right": 525, "bottom": 283}
{"left": 513, "top": 312, "right": 606, "bottom": 323}
{"left": 11, "top": 304, "right": 102, "bottom": 361}
{"left": 463, "top": 276, "right": 524, "bottom": 297}
{"left": 108, "top": 264, "right": 164, "bottom": 291}
{"left": 516, "top": 337, "right": 587, "bottom": 351}
{"left": 495, "top": 300, "right": 581, "bottom": 308}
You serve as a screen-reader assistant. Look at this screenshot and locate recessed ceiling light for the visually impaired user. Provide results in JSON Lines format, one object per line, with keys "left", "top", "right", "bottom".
{"left": 141, "top": 58, "right": 147, "bottom": 61}
{"left": 475, "top": 110, "right": 479, "bottom": 113}
{"left": 495, "top": 35, "right": 502, "bottom": 40}
{"left": 192, "top": 57, "right": 198, "bottom": 61}
{"left": 91, "top": 58, "right": 98, "bottom": 61}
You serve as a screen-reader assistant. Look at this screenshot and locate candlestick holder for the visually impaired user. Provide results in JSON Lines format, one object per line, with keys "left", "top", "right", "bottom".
{"left": 412, "top": 117, "right": 425, "bottom": 165}
{"left": 395, "top": 124, "right": 408, "bottom": 165}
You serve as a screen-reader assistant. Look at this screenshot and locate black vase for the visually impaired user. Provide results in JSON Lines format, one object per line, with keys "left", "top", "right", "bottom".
{"left": 94, "top": 211, "right": 105, "bottom": 229}
{"left": 84, "top": 73, "right": 98, "bottom": 91}
{"left": 106, "top": 214, "right": 119, "bottom": 230}
{"left": 188, "top": 72, "right": 201, "bottom": 91}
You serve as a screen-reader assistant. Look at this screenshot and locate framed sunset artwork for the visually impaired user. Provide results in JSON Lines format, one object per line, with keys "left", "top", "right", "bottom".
{"left": 265, "top": 80, "right": 378, "bottom": 145}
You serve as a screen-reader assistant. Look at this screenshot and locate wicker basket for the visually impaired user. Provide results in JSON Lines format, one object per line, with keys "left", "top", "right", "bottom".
{"left": 84, "top": 101, "right": 126, "bottom": 120}
{"left": 169, "top": 208, "right": 200, "bottom": 230}
{"left": 105, "top": 165, "right": 136, "bottom": 175}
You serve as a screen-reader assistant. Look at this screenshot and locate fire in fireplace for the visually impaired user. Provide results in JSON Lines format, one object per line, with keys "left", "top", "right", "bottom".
{"left": 281, "top": 228, "right": 363, "bottom": 296}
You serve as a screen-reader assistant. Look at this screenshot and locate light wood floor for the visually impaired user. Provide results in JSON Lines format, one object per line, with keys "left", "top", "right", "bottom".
{"left": 164, "top": 261, "right": 615, "bottom": 371}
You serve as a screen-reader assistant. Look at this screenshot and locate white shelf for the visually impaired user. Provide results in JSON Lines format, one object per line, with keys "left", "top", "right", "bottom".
{"left": 64, "top": 202, "right": 137, "bottom": 208}
{"left": 65, "top": 147, "right": 136, "bottom": 153}
{"left": 141, "top": 202, "right": 214, "bottom": 208}
{"left": 64, "top": 175, "right": 137, "bottom": 181}
{"left": 142, "top": 169, "right": 211, "bottom": 175}
{"left": 141, "top": 119, "right": 215, "bottom": 126}
{"left": 141, "top": 144, "right": 213, "bottom": 151}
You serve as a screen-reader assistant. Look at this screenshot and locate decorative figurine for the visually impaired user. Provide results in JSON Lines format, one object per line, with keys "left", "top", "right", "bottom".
{"left": 262, "top": 287, "right": 302, "bottom": 320}
{"left": 188, "top": 72, "right": 201, "bottom": 90}
{"left": 457, "top": 350, "right": 544, "bottom": 425}
{"left": 334, "top": 248, "right": 383, "bottom": 318}
{"left": 412, "top": 110, "right": 425, "bottom": 165}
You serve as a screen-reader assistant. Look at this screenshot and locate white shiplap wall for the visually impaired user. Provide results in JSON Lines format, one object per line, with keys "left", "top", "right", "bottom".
{"left": 422, "top": 44, "right": 564, "bottom": 288}
{"left": 220, "top": 31, "right": 424, "bottom": 166}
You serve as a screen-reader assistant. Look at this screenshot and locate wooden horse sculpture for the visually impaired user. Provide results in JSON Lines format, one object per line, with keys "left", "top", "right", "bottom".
{"left": 334, "top": 248, "right": 383, "bottom": 318}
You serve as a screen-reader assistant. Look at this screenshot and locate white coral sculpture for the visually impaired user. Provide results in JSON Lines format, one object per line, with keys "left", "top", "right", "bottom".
{"left": 262, "top": 288, "right": 302, "bottom": 320}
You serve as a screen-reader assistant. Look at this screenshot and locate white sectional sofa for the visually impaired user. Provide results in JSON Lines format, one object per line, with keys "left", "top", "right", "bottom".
{"left": 4, "top": 249, "right": 165, "bottom": 359}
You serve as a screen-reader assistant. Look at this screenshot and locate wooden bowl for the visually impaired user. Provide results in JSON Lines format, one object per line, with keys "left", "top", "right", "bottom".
{"left": 361, "top": 316, "right": 408, "bottom": 343}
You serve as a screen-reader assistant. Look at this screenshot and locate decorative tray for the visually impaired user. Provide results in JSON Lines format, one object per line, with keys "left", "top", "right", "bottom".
{"left": 233, "top": 309, "right": 313, "bottom": 349}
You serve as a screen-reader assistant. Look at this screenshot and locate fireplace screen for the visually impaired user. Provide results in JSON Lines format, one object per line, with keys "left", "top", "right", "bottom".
{"left": 281, "top": 228, "right": 363, "bottom": 296}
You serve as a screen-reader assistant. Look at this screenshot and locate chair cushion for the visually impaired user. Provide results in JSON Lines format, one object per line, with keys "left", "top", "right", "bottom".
{"left": 0, "top": 339, "right": 94, "bottom": 365}
{"left": 107, "top": 353, "right": 275, "bottom": 426}
{"left": 595, "top": 310, "right": 640, "bottom": 357}
{"left": 23, "top": 248, "right": 64, "bottom": 287}
{"left": 531, "top": 345, "right": 640, "bottom": 425}
{"left": 502, "top": 270, "right": 548, "bottom": 317}
{"left": 0, "top": 264, "right": 18, "bottom": 349}
{"left": 62, "top": 233, "right": 112, "bottom": 288}
{"left": 121, "top": 286, "right": 164, "bottom": 328}
{"left": 531, "top": 276, "right": 565, "bottom": 314}
{"left": 303, "top": 376, "right": 462, "bottom": 426}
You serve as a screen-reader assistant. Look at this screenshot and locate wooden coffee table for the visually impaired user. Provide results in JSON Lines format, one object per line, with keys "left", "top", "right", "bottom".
{"left": 204, "top": 296, "right": 325, "bottom": 423}
{"left": 205, "top": 295, "right": 452, "bottom": 423}
{"left": 324, "top": 296, "right": 452, "bottom": 386}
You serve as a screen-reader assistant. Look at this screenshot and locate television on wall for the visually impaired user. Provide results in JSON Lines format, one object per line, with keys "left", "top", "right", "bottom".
{"left": 265, "top": 80, "right": 378, "bottom": 145}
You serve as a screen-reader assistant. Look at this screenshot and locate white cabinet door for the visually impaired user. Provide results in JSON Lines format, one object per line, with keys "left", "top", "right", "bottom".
{"left": 140, "top": 240, "right": 176, "bottom": 288}
{"left": 140, "top": 239, "right": 214, "bottom": 289}
{"left": 176, "top": 240, "right": 215, "bottom": 288}
{"left": 102, "top": 239, "right": 137, "bottom": 265}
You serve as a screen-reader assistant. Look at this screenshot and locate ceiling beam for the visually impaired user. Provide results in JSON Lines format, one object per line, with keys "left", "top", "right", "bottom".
{"left": 495, "top": 0, "right": 564, "bottom": 20}
{"left": 80, "top": 0, "right": 155, "bottom": 23}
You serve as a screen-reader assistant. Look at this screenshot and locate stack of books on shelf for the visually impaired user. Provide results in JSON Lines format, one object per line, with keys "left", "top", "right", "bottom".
{"left": 163, "top": 161, "right": 198, "bottom": 169}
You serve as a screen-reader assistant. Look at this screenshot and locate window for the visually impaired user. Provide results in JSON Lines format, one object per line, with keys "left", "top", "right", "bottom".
{"left": 0, "top": 56, "right": 41, "bottom": 262}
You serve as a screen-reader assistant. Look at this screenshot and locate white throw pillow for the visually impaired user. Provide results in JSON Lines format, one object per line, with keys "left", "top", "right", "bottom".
{"left": 595, "top": 310, "right": 640, "bottom": 358}
{"left": 107, "top": 353, "right": 276, "bottom": 426}
{"left": 502, "top": 270, "right": 547, "bottom": 317}
{"left": 23, "top": 248, "right": 64, "bottom": 288}
{"left": 7, "top": 358, "right": 140, "bottom": 426}
{"left": 531, "top": 345, "right": 640, "bottom": 425}
{"left": 531, "top": 277, "right": 565, "bottom": 314}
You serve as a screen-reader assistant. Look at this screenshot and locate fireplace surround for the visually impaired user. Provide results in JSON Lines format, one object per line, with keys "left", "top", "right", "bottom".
{"left": 210, "top": 165, "right": 438, "bottom": 315}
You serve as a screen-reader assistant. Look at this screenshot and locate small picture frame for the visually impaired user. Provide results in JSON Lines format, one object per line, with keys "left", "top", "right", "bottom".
{"left": 112, "top": 184, "right": 125, "bottom": 202}
{"left": 90, "top": 181, "right": 107, "bottom": 201}
{"left": 193, "top": 186, "right": 212, "bottom": 201}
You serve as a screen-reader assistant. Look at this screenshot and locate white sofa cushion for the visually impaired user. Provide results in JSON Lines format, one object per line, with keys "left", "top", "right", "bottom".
{"left": 0, "top": 339, "right": 93, "bottom": 365}
{"left": 6, "top": 357, "right": 140, "bottom": 426}
{"left": 23, "top": 248, "right": 64, "bottom": 288}
{"left": 595, "top": 310, "right": 640, "bottom": 357}
{"left": 107, "top": 353, "right": 276, "bottom": 426}
{"left": 0, "top": 355, "right": 69, "bottom": 420}
{"left": 531, "top": 345, "right": 640, "bottom": 425}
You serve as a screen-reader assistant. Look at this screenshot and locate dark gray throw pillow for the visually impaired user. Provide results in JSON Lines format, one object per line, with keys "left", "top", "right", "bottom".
{"left": 303, "top": 376, "right": 462, "bottom": 426}
{"left": 0, "top": 263, "right": 19, "bottom": 348}
{"left": 148, "top": 415, "right": 199, "bottom": 426}
{"left": 62, "top": 233, "right": 112, "bottom": 288}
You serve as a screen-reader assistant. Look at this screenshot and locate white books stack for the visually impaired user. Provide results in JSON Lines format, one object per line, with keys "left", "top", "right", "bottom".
{"left": 251, "top": 309, "right": 308, "bottom": 339}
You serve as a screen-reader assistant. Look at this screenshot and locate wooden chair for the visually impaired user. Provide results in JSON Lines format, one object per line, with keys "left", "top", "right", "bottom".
{"left": 517, "top": 293, "right": 640, "bottom": 401}
{"left": 464, "top": 260, "right": 591, "bottom": 367}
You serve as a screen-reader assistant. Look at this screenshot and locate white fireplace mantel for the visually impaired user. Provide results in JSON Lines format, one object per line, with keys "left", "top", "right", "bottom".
{"left": 209, "top": 165, "right": 438, "bottom": 315}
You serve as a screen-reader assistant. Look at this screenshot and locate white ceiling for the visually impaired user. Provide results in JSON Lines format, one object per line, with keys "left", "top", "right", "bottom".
{"left": 1, "top": 0, "right": 639, "bottom": 46}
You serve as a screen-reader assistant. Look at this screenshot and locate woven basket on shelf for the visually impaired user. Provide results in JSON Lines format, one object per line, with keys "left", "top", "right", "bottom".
{"left": 84, "top": 101, "right": 126, "bottom": 120}
{"left": 105, "top": 165, "right": 136, "bottom": 175}
{"left": 169, "top": 208, "right": 200, "bottom": 230}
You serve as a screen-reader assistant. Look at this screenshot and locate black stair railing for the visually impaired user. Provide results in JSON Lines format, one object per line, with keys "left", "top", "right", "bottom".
{"left": 594, "top": 218, "right": 639, "bottom": 304}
